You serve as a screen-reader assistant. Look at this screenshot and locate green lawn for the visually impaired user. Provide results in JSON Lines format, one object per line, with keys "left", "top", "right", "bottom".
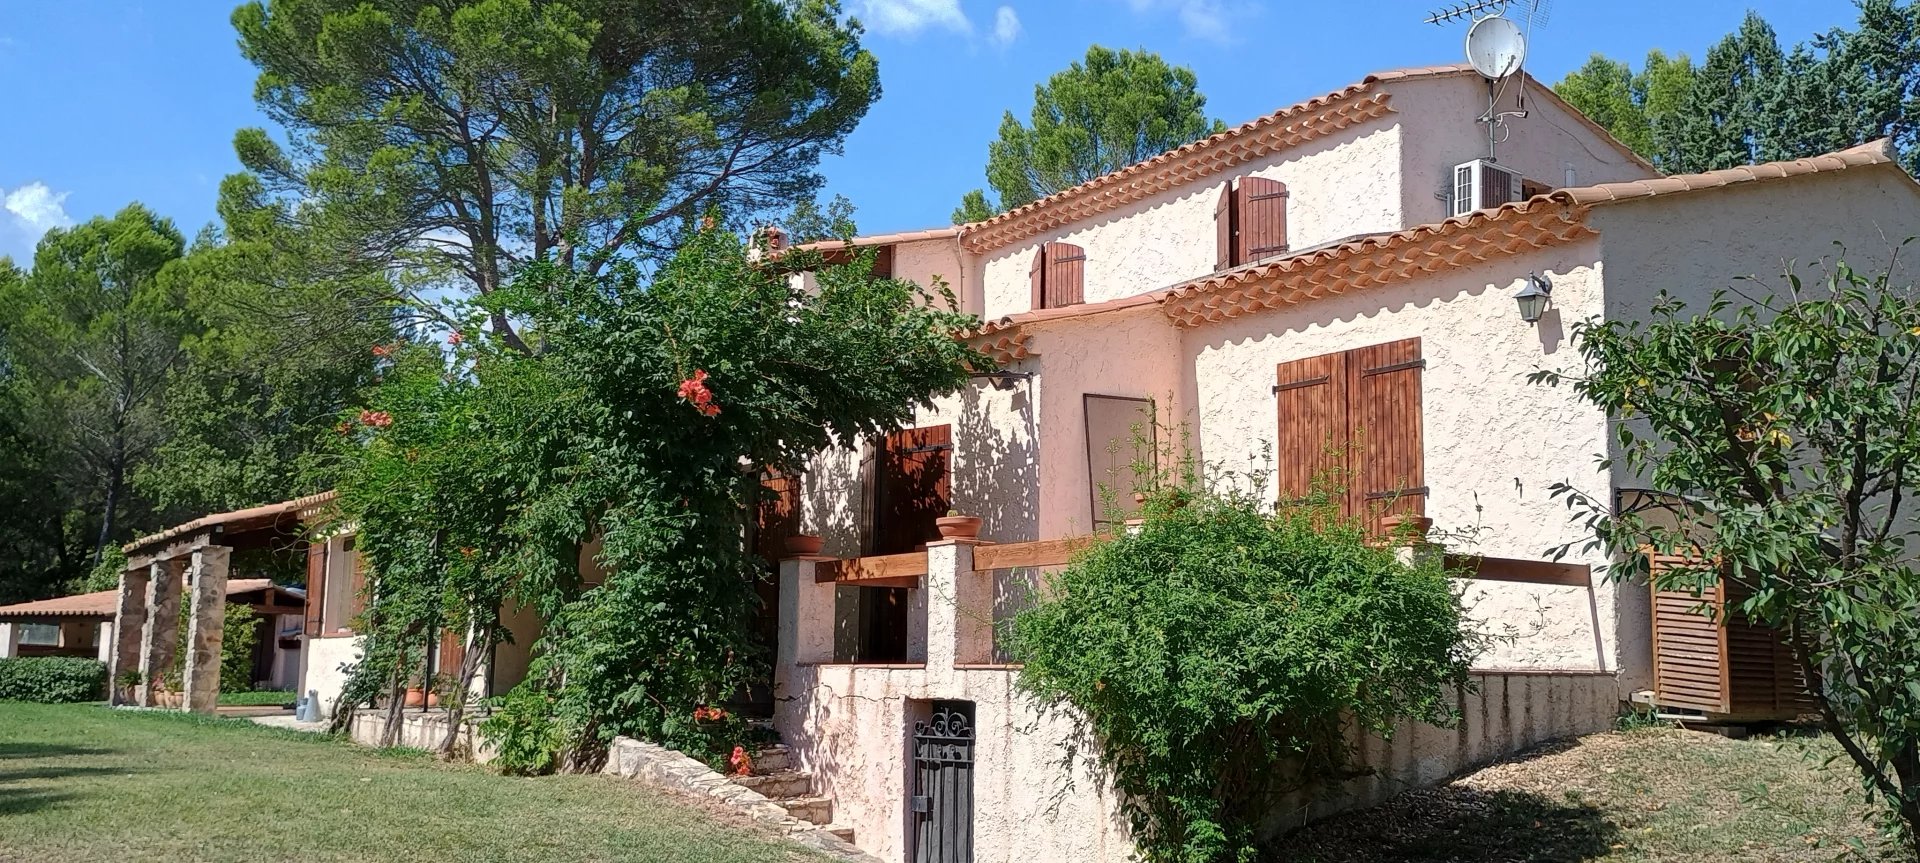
{"left": 0, "top": 702, "right": 829, "bottom": 863}
{"left": 216, "top": 689, "right": 298, "bottom": 707}
{"left": 1279, "top": 724, "right": 1897, "bottom": 862}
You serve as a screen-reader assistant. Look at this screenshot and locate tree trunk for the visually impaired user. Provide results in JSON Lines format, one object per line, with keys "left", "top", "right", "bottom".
{"left": 91, "top": 447, "right": 124, "bottom": 569}
{"left": 435, "top": 628, "right": 486, "bottom": 759}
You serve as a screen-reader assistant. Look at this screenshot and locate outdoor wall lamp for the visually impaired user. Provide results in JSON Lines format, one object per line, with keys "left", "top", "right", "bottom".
{"left": 1514, "top": 272, "right": 1553, "bottom": 323}
{"left": 970, "top": 370, "right": 1032, "bottom": 391}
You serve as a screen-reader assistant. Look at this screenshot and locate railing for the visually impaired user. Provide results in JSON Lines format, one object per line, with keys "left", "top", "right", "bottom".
{"left": 812, "top": 535, "right": 1099, "bottom": 586}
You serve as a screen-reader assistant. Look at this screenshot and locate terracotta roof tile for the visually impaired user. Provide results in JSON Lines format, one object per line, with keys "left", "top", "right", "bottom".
{"left": 1549, "top": 139, "right": 1894, "bottom": 205}
{"left": 0, "top": 579, "right": 297, "bottom": 618}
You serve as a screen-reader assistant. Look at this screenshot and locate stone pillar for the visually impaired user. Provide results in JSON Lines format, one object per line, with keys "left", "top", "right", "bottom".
{"left": 182, "top": 545, "right": 233, "bottom": 714}
{"left": 0, "top": 622, "right": 19, "bottom": 659}
{"left": 137, "top": 558, "right": 184, "bottom": 707}
{"left": 96, "top": 621, "right": 114, "bottom": 664}
{"left": 109, "top": 565, "right": 150, "bottom": 706}
{"left": 776, "top": 558, "right": 836, "bottom": 679}
{"left": 925, "top": 540, "right": 991, "bottom": 672}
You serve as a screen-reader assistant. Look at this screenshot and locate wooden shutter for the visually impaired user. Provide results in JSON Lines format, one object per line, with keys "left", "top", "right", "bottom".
{"left": 1347, "top": 338, "right": 1425, "bottom": 528}
{"left": 345, "top": 538, "right": 367, "bottom": 631}
{"left": 754, "top": 471, "right": 801, "bottom": 562}
{"left": 1028, "top": 246, "right": 1046, "bottom": 311}
{"left": 303, "top": 538, "right": 327, "bottom": 637}
{"left": 1274, "top": 352, "right": 1350, "bottom": 506}
{"left": 1236, "top": 177, "right": 1289, "bottom": 263}
{"left": 437, "top": 627, "right": 466, "bottom": 682}
{"left": 1214, "top": 182, "right": 1236, "bottom": 271}
{"left": 1041, "top": 241, "right": 1085, "bottom": 308}
{"left": 872, "top": 425, "right": 953, "bottom": 554}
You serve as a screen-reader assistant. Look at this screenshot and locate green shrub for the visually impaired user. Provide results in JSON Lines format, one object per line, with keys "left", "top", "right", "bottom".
{"left": 0, "top": 657, "right": 107, "bottom": 703}
{"left": 1007, "top": 485, "right": 1483, "bottom": 863}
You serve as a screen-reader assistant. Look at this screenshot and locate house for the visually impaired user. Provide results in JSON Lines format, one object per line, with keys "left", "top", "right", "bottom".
{"left": 0, "top": 578, "right": 303, "bottom": 693}
{"left": 764, "top": 64, "right": 1920, "bottom": 861}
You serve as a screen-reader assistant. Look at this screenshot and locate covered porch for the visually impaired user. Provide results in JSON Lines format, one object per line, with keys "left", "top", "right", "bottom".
{"left": 108, "top": 492, "right": 331, "bottom": 713}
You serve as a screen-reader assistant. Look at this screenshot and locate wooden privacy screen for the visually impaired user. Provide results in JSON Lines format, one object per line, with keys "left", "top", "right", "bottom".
{"left": 1274, "top": 338, "right": 1425, "bottom": 530}
{"left": 1648, "top": 550, "right": 1813, "bottom": 719}
{"left": 1084, "top": 395, "right": 1155, "bottom": 527}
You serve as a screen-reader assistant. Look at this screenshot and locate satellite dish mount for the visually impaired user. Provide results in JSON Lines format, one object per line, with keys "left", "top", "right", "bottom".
{"left": 1464, "top": 13, "right": 1529, "bottom": 160}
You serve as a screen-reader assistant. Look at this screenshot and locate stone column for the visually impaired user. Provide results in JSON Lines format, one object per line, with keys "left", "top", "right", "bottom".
{"left": 182, "top": 545, "right": 233, "bottom": 714}
{"left": 925, "top": 540, "right": 990, "bottom": 672}
{"left": 775, "top": 558, "right": 836, "bottom": 677}
{"left": 137, "top": 558, "right": 184, "bottom": 707}
{"left": 0, "top": 622, "right": 19, "bottom": 659}
{"left": 108, "top": 565, "right": 150, "bottom": 705}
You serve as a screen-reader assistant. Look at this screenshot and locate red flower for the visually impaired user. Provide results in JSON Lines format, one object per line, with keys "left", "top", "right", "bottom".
{"left": 371, "top": 344, "right": 392, "bottom": 358}
{"left": 447, "top": 331, "right": 465, "bottom": 346}
{"left": 358, "top": 409, "right": 393, "bottom": 429}
{"left": 728, "top": 745, "right": 753, "bottom": 776}
{"left": 676, "top": 370, "right": 721, "bottom": 418}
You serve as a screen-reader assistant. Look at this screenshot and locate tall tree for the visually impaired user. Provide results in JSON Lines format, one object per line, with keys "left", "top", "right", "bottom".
{"left": 0, "top": 205, "right": 189, "bottom": 567}
{"left": 1556, "top": 2, "right": 1920, "bottom": 174}
{"left": 954, "top": 45, "right": 1226, "bottom": 223}
{"left": 231, "top": 0, "right": 881, "bottom": 351}
{"left": 137, "top": 174, "right": 395, "bottom": 514}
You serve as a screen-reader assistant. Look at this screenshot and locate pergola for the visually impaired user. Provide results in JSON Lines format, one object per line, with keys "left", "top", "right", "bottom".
{"left": 109, "top": 491, "right": 333, "bottom": 713}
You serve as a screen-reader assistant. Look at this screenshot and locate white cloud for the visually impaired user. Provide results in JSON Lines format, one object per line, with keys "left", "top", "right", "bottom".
{"left": 991, "top": 6, "right": 1022, "bottom": 46}
{"left": 860, "top": 0, "right": 972, "bottom": 37}
{"left": 1121, "top": 0, "right": 1241, "bottom": 42}
{"left": 5, "top": 182, "right": 71, "bottom": 233}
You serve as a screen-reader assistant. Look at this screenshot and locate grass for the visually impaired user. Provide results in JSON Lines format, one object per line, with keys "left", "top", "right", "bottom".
{"left": 1278, "top": 725, "right": 1898, "bottom": 862}
{"left": 0, "top": 702, "right": 829, "bottom": 863}
{"left": 215, "top": 689, "right": 297, "bottom": 707}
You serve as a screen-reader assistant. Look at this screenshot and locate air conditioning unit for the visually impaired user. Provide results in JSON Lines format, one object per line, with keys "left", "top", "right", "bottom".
{"left": 1450, "top": 159, "right": 1524, "bottom": 217}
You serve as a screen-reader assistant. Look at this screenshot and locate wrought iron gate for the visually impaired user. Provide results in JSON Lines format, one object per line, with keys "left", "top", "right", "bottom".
{"left": 911, "top": 701, "right": 975, "bottom": 863}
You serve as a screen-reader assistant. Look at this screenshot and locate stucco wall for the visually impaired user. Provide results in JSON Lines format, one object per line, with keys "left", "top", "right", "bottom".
{"left": 301, "top": 634, "right": 362, "bottom": 716}
{"left": 977, "top": 117, "right": 1405, "bottom": 320}
{"left": 1183, "top": 237, "right": 1626, "bottom": 674}
{"left": 1389, "top": 76, "right": 1655, "bottom": 228}
{"left": 890, "top": 238, "right": 975, "bottom": 316}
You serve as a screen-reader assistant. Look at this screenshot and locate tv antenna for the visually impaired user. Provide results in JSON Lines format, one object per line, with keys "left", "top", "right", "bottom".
{"left": 1423, "top": 2, "right": 1550, "bottom": 161}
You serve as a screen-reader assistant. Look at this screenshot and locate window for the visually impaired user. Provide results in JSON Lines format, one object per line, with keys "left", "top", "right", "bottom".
{"left": 17, "top": 623, "right": 58, "bottom": 646}
{"left": 1273, "top": 338, "right": 1425, "bottom": 530}
{"left": 1215, "top": 176, "right": 1290, "bottom": 270}
{"left": 1084, "top": 395, "right": 1156, "bottom": 527}
{"left": 1028, "top": 241, "right": 1085, "bottom": 309}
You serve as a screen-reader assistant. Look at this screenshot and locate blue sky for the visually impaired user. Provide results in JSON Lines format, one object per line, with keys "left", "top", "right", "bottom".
{"left": 0, "top": 0, "right": 1870, "bottom": 260}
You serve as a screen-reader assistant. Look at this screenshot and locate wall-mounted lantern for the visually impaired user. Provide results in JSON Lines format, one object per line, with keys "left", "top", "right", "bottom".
{"left": 1514, "top": 272, "right": 1553, "bottom": 323}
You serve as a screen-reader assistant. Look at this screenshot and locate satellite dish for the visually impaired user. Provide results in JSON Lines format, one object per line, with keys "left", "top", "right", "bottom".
{"left": 1465, "top": 14, "right": 1527, "bottom": 80}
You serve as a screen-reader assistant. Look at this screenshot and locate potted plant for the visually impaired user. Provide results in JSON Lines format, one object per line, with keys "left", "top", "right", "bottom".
{"left": 784, "top": 534, "right": 825, "bottom": 556}
{"left": 114, "top": 669, "right": 142, "bottom": 703}
{"left": 404, "top": 682, "right": 427, "bottom": 708}
{"left": 935, "top": 509, "right": 982, "bottom": 539}
{"left": 427, "top": 673, "right": 460, "bottom": 709}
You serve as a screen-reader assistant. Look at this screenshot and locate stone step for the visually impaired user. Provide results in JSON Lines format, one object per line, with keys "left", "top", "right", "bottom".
{"left": 729, "top": 769, "right": 813, "bottom": 799}
{"left": 778, "top": 795, "right": 833, "bottom": 825}
{"left": 823, "top": 824, "right": 855, "bottom": 844}
{"left": 751, "top": 744, "right": 793, "bottom": 774}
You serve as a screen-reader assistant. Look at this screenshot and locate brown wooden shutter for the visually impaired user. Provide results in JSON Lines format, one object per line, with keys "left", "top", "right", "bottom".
{"left": 1028, "top": 246, "right": 1046, "bottom": 311}
{"left": 1347, "top": 338, "right": 1425, "bottom": 528}
{"left": 753, "top": 471, "right": 801, "bottom": 562}
{"left": 303, "top": 538, "right": 327, "bottom": 637}
{"left": 1274, "top": 352, "right": 1350, "bottom": 507}
{"left": 1236, "top": 177, "right": 1289, "bottom": 263}
{"left": 1041, "top": 241, "right": 1085, "bottom": 308}
{"left": 872, "top": 425, "right": 953, "bottom": 554}
{"left": 1214, "top": 181, "right": 1236, "bottom": 271}
{"left": 346, "top": 539, "right": 367, "bottom": 631}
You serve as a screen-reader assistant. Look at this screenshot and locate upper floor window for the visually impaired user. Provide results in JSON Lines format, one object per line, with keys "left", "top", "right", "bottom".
{"left": 1215, "top": 176, "right": 1290, "bottom": 270}
{"left": 1029, "top": 241, "right": 1085, "bottom": 309}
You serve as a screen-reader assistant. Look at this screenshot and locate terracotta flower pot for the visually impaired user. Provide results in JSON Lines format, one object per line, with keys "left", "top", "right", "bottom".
{"left": 405, "top": 686, "right": 426, "bottom": 708}
{"left": 784, "top": 534, "right": 825, "bottom": 556}
{"left": 935, "top": 515, "right": 982, "bottom": 539}
{"left": 426, "top": 691, "right": 441, "bottom": 708}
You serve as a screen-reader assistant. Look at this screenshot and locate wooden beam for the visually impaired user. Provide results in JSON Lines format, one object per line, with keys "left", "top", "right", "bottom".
{"left": 127, "top": 530, "right": 217, "bottom": 571}
{"left": 973, "top": 536, "right": 1099, "bottom": 571}
{"left": 1446, "top": 554, "right": 1592, "bottom": 587}
{"left": 816, "top": 552, "right": 928, "bottom": 585}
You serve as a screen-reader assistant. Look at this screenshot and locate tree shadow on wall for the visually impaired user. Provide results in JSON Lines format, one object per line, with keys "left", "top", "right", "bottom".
{"left": 1269, "top": 786, "right": 1622, "bottom": 863}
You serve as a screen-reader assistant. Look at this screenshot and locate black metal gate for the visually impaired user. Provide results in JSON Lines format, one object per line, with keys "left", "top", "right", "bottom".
{"left": 911, "top": 701, "right": 975, "bottom": 863}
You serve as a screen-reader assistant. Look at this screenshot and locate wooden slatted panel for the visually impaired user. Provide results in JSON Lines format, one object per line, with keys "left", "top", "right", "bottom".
{"left": 1236, "top": 176, "right": 1290, "bottom": 263}
{"left": 1042, "top": 241, "right": 1085, "bottom": 308}
{"left": 1275, "top": 352, "right": 1349, "bottom": 509}
{"left": 1028, "top": 246, "right": 1046, "bottom": 311}
{"left": 1722, "top": 576, "right": 1816, "bottom": 716}
{"left": 438, "top": 627, "right": 466, "bottom": 683}
{"left": 1648, "top": 551, "right": 1728, "bottom": 713}
{"left": 1347, "top": 338, "right": 1425, "bottom": 529}
{"left": 345, "top": 538, "right": 367, "bottom": 630}
{"left": 303, "top": 539, "right": 326, "bottom": 637}
{"left": 1214, "top": 181, "right": 1235, "bottom": 270}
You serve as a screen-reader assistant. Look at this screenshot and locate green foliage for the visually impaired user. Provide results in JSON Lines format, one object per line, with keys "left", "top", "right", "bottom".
{"left": 1556, "top": 1, "right": 1920, "bottom": 173}
{"left": 233, "top": 0, "right": 881, "bottom": 349}
{"left": 80, "top": 547, "right": 127, "bottom": 594}
{"left": 1007, "top": 479, "right": 1480, "bottom": 863}
{"left": 955, "top": 45, "right": 1226, "bottom": 222}
{"left": 222, "top": 605, "right": 262, "bottom": 693}
{"left": 0, "top": 657, "right": 107, "bottom": 703}
{"left": 0, "top": 205, "right": 189, "bottom": 577}
{"left": 1533, "top": 252, "right": 1920, "bottom": 853}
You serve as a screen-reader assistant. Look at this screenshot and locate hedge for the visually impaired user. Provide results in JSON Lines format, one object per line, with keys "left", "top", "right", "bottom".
{"left": 0, "top": 656, "right": 108, "bottom": 703}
